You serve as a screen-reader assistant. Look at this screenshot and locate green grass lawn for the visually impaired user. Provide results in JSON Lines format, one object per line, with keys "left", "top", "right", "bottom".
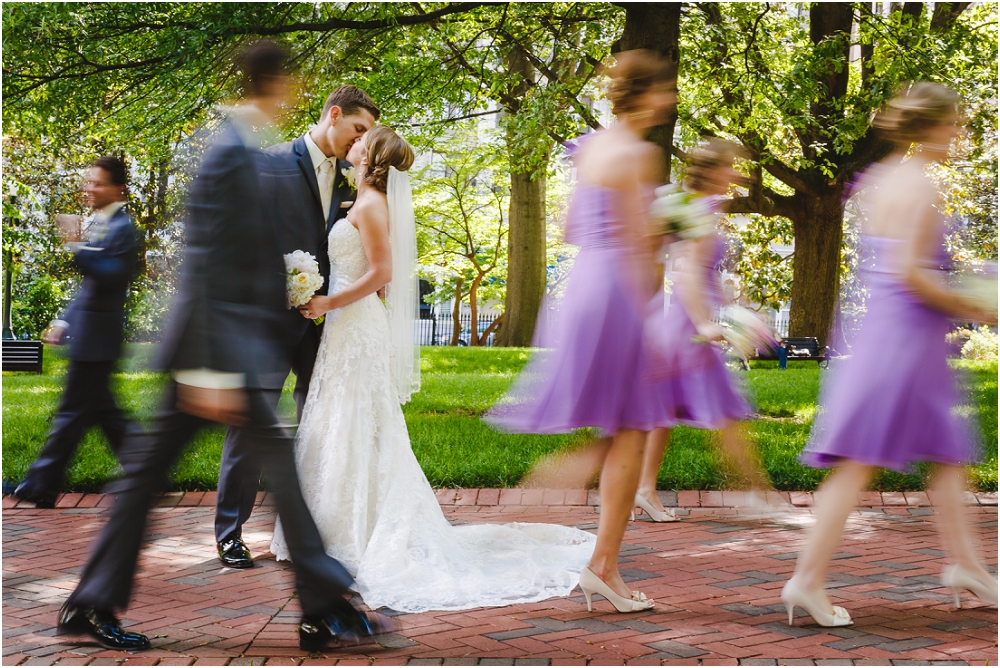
{"left": 3, "top": 345, "right": 996, "bottom": 492}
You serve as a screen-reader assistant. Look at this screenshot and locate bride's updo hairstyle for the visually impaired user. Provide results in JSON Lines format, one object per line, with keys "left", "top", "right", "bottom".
{"left": 873, "top": 82, "right": 960, "bottom": 146}
{"left": 364, "top": 126, "right": 415, "bottom": 193}
{"left": 606, "top": 49, "right": 677, "bottom": 116}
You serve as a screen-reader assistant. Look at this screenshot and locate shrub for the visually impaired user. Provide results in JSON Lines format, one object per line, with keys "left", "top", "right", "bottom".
{"left": 11, "top": 273, "right": 69, "bottom": 339}
{"left": 961, "top": 326, "right": 998, "bottom": 361}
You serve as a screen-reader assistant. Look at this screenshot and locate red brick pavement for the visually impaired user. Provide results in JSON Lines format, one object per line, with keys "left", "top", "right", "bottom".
{"left": 3, "top": 490, "right": 996, "bottom": 666}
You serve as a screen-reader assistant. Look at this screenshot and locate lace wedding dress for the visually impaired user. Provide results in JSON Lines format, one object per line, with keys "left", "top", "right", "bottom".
{"left": 271, "top": 219, "right": 596, "bottom": 613}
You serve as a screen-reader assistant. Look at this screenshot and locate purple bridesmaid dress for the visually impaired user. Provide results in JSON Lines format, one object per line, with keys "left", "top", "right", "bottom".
{"left": 800, "top": 233, "right": 978, "bottom": 471}
{"left": 647, "top": 233, "right": 752, "bottom": 429}
{"left": 486, "top": 139, "right": 669, "bottom": 435}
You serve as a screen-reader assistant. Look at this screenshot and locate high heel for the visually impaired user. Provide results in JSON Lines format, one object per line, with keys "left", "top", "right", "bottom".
{"left": 578, "top": 567, "right": 654, "bottom": 613}
{"left": 780, "top": 578, "right": 852, "bottom": 627}
{"left": 942, "top": 565, "right": 998, "bottom": 609}
{"left": 634, "top": 493, "right": 678, "bottom": 522}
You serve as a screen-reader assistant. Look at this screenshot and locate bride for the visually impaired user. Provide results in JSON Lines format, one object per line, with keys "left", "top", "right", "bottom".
{"left": 271, "top": 125, "right": 595, "bottom": 613}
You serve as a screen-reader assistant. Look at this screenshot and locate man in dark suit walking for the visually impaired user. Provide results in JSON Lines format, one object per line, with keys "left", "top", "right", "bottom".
{"left": 11, "top": 157, "right": 138, "bottom": 508}
{"left": 58, "top": 41, "right": 387, "bottom": 652}
{"left": 214, "top": 85, "right": 379, "bottom": 568}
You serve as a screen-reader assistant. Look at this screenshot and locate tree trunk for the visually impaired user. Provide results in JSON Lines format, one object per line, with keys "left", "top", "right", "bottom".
{"left": 497, "top": 46, "right": 550, "bottom": 348}
{"left": 468, "top": 271, "right": 482, "bottom": 346}
{"left": 497, "top": 161, "right": 548, "bottom": 347}
{"left": 450, "top": 277, "right": 464, "bottom": 346}
{"left": 614, "top": 2, "right": 681, "bottom": 180}
{"left": 786, "top": 189, "right": 845, "bottom": 347}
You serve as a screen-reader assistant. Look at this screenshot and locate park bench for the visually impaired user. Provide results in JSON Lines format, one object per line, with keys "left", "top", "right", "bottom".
{"left": 2, "top": 340, "right": 44, "bottom": 374}
{"left": 755, "top": 336, "right": 829, "bottom": 368}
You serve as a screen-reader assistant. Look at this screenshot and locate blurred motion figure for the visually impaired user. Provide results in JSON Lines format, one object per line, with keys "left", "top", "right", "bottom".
{"left": 638, "top": 140, "right": 787, "bottom": 523}
{"left": 784, "top": 82, "right": 998, "bottom": 628}
{"left": 57, "top": 41, "right": 389, "bottom": 653}
{"left": 11, "top": 157, "right": 138, "bottom": 508}
{"left": 487, "top": 50, "right": 677, "bottom": 614}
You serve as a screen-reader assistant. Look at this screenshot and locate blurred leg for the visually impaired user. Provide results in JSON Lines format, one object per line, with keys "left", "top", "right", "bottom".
{"left": 242, "top": 389, "right": 355, "bottom": 618}
{"left": 520, "top": 438, "right": 611, "bottom": 489}
{"left": 587, "top": 429, "right": 647, "bottom": 598}
{"left": 20, "top": 360, "right": 102, "bottom": 498}
{"left": 637, "top": 428, "right": 671, "bottom": 514}
{"left": 92, "top": 361, "right": 136, "bottom": 456}
{"left": 931, "top": 464, "right": 992, "bottom": 578}
{"left": 69, "top": 383, "right": 203, "bottom": 610}
{"left": 791, "top": 461, "right": 874, "bottom": 608}
{"left": 718, "top": 420, "right": 771, "bottom": 491}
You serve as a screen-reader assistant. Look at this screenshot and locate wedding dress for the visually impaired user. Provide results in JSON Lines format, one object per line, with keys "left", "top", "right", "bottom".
{"left": 271, "top": 216, "right": 595, "bottom": 613}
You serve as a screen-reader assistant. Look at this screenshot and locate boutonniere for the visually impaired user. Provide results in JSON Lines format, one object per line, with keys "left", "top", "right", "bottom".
{"left": 341, "top": 166, "right": 357, "bottom": 193}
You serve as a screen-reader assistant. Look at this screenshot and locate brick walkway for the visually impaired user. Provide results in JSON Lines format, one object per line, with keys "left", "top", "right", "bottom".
{"left": 3, "top": 490, "right": 997, "bottom": 666}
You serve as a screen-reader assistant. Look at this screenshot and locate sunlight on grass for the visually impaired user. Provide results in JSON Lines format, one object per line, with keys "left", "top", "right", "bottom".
{"left": 3, "top": 344, "right": 996, "bottom": 492}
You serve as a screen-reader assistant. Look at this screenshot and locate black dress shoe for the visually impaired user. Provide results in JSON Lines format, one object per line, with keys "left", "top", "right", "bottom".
{"left": 57, "top": 603, "right": 150, "bottom": 651}
{"left": 10, "top": 481, "right": 57, "bottom": 508}
{"left": 299, "top": 609, "right": 396, "bottom": 651}
{"left": 217, "top": 533, "right": 254, "bottom": 569}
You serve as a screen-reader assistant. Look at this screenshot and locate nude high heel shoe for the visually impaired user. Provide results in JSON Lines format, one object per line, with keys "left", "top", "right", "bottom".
{"left": 578, "top": 567, "right": 654, "bottom": 613}
{"left": 942, "top": 565, "right": 999, "bottom": 608}
{"left": 781, "top": 578, "right": 852, "bottom": 627}
{"left": 633, "top": 493, "right": 678, "bottom": 522}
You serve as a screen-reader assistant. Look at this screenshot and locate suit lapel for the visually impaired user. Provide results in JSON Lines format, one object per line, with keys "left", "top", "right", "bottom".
{"left": 293, "top": 136, "right": 323, "bottom": 215}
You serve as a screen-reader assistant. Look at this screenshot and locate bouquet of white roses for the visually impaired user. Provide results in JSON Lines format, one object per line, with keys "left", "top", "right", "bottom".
{"left": 649, "top": 184, "right": 716, "bottom": 240}
{"left": 284, "top": 250, "right": 325, "bottom": 308}
{"left": 953, "top": 261, "right": 998, "bottom": 321}
{"left": 717, "top": 305, "right": 779, "bottom": 360}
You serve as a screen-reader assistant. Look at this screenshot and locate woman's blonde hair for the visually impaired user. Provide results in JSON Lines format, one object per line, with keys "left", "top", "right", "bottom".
{"left": 606, "top": 49, "right": 677, "bottom": 116}
{"left": 363, "top": 125, "right": 415, "bottom": 193}
{"left": 873, "top": 82, "right": 960, "bottom": 145}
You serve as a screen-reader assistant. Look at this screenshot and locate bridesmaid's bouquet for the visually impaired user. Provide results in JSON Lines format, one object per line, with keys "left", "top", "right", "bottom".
{"left": 717, "top": 305, "right": 779, "bottom": 360}
{"left": 953, "top": 261, "right": 998, "bottom": 321}
{"left": 649, "top": 184, "right": 716, "bottom": 239}
{"left": 284, "top": 250, "right": 325, "bottom": 309}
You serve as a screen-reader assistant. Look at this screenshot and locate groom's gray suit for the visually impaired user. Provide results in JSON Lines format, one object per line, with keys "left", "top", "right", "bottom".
{"left": 214, "top": 133, "right": 354, "bottom": 545}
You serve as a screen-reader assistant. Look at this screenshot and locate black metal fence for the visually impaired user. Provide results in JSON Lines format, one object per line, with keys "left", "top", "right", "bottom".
{"left": 417, "top": 309, "right": 499, "bottom": 346}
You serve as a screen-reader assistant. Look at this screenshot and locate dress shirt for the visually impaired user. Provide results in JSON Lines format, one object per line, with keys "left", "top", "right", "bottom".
{"left": 304, "top": 131, "right": 335, "bottom": 221}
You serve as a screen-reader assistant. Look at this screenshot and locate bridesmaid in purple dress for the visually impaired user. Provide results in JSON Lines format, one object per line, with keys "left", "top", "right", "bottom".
{"left": 782, "top": 83, "right": 998, "bottom": 628}
{"left": 636, "top": 142, "right": 783, "bottom": 523}
{"left": 487, "top": 50, "right": 676, "bottom": 613}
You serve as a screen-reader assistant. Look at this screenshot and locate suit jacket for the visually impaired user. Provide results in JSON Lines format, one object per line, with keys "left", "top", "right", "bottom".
{"left": 62, "top": 207, "right": 138, "bottom": 362}
{"left": 156, "top": 119, "right": 288, "bottom": 389}
{"left": 261, "top": 135, "right": 354, "bottom": 356}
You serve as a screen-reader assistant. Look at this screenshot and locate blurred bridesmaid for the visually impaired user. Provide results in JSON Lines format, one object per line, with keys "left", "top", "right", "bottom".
{"left": 783, "top": 83, "right": 998, "bottom": 628}
{"left": 487, "top": 50, "right": 676, "bottom": 613}
{"left": 636, "top": 141, "right": 784, "bottom": 523}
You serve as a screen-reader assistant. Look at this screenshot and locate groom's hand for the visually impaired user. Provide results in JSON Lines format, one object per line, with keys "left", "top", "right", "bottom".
{"left": 176, "top": 384, "right": 249, "bottom": 426}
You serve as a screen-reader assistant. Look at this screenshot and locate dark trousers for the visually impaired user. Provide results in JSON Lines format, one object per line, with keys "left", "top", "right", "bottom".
{"left": 216, "top": 333, "right": 314, "bottom": 542}
{"left": 20, "top": 359, "right": 133, "bottom": 498}
{"left": 68, "top": 381, "right": 355, "bottom": 618}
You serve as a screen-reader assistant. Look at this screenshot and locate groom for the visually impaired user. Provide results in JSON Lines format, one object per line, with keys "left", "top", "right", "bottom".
{"left": 214, "top": 85, "right": 380, "bottom": 568}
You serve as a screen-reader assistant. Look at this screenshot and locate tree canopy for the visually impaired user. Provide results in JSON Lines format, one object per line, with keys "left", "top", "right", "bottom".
{"left": 3, "top": 2, "right": 996, "bottom": 344}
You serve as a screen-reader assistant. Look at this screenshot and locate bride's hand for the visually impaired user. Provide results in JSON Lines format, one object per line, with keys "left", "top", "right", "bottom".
{"left": 300, "top": 295, "right": 335, "bottom": 320}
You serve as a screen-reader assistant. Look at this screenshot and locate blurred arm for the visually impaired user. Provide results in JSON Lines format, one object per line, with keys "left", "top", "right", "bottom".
{"left": 900, "top": 184, "right": 994, "bottom": 324}
{"left": 71, "top": 218, "right": 137, "bottom": 284}
{"left": 675, "top": 235, "right": 724, "bottom": 340}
